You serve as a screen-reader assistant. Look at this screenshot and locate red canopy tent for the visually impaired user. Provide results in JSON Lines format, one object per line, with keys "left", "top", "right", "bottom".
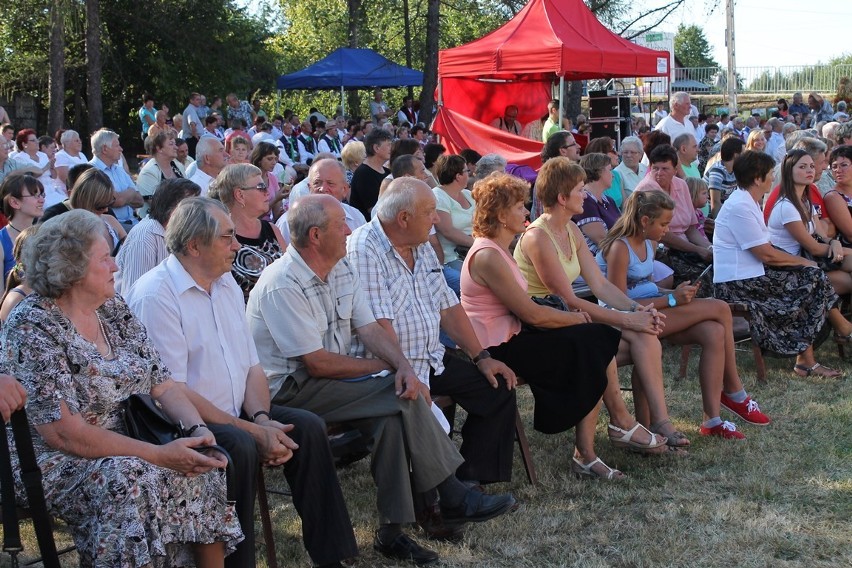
{"left": 433, "top": 0, "right": 670, "bottom": 169}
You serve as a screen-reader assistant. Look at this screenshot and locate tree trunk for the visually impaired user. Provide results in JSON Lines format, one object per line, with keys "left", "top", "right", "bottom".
{"left": 86, "top": 0, "right": 103, "bottom": 132}
{"left": 48, "top": 0, "right": 66, "bottom": 134}
{"left": 566, "top": 81, "right": 584, "bottom": 124}
{"left": 403, "top": 0, "right": 413, "bottom": 101}
{"left": 418, "top": 0, "right": 440, "bottom": 127}
{"left": 346, "top": 0, "right": 363, "bottom": 118}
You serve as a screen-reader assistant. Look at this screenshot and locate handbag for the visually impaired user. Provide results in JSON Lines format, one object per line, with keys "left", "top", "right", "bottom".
{"left": 522, "top": 294, "right": 569, "bottom": 332}
{"left": 801, "top": 234, "right": 842, "bottom": 271}
{"left": 120, "top": 394, "right": 236, "bottom": 503}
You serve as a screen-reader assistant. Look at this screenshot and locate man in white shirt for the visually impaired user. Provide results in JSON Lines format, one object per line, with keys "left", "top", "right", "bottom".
{"left": 189, "top": 136, "right": 227, "bottom": 196}
{"left": 654, "top": 92, "right": 697, "bottom": 141}
{"left": 317, "top": 121, "right": 343, "bottom": 158}
{"left": 296, "top": 121, "right": 316, "bottom": 165}
{"left": 90, "top": 128, "right": 144, "bottom": 230}
{"left": 764, "top": 118, "right": 786, "bottom": 163}
{"left": 277, "top": 159, "right": 365, "bottom": 244}
{"left": 489, "top": 105, "right": 521, "bottom": 135}
{"left": 126, "top": 197, "right": 358, "bottom": 568}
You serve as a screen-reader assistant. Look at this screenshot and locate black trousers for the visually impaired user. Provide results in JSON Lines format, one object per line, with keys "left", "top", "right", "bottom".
{"left": 430, "top": 352, "right": 517, "bottom": 483}
{"left": 208, "top": 406, "right": 357, "bottom": 567}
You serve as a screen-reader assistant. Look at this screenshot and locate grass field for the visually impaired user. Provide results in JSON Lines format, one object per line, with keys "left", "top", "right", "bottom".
{"left": 3, "top": 343, "right": 850, "bottom": 568}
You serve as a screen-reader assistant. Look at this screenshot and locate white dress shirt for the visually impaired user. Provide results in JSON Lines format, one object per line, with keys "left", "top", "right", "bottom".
{"left": 126, "top": 255, "right": 258, "bottom": 417}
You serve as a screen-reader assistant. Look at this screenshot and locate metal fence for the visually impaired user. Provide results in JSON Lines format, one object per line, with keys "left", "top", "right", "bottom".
{"left": 673, "top": 65, "right": 852, "bottom": 94}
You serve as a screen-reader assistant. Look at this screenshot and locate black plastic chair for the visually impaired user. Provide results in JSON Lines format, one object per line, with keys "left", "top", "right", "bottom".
{"left": 0, "top": 408, "right": 68, "bottom": 568}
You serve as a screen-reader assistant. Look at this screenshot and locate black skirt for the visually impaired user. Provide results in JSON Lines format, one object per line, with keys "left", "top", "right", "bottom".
{"left": 488, "top": 323, "right": 620, "bottom": 434}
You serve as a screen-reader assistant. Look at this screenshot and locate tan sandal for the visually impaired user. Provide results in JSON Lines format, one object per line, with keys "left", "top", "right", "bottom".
{"left": 571, "top": 456, "right": 625, "bottom": 481}
{"left": 608, "top": 423, "right": 668, "bottom": 454}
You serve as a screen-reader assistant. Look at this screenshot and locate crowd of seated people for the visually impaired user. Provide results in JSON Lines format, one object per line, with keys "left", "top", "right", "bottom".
{"left": 1, "top": 88, "right": 851, "bottom": 567}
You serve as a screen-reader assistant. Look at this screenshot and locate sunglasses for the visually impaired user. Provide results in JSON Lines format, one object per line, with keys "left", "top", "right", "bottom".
{"left": 240, "top": 182, "right": 268, "bottom": 192}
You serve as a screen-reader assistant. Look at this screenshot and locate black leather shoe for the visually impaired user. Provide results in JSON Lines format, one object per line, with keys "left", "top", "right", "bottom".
{"left": 440, "top": 489, "right": 516, "bottom": 523}
{"left": 416, "top": 502, "right": 467, "bottom": 542}
{"left": 373, "top": 532, "right": 440, "bottom": 565}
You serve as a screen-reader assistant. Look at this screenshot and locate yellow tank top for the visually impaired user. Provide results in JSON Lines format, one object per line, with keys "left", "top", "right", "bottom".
{"left": 513, "top": 216, "right": 581, "bottom": 297}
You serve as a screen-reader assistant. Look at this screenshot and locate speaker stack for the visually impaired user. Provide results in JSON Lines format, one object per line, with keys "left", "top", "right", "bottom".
{"left": 588, "top": 91, "right": 632, "bottom": 148}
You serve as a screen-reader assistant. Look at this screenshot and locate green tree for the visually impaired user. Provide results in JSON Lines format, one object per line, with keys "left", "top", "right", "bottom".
{"left": 0, "top": 0, "right": 278, "bottom": 150}
{"left": 674, "top": 23, "right": 718, "bottom": 69}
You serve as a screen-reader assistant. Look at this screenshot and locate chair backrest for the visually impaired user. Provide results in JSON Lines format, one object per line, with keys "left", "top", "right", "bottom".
{"left": 0, "top": 408, "right": 61, "bottom": 567}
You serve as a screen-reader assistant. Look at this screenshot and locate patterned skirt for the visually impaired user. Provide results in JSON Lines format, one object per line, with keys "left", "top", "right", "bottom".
{"left": 713, "top": 265, "right": 837, "bottom": 357}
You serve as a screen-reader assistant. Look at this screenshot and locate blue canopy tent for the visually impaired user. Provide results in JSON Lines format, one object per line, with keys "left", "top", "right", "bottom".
{"left": 276, "top": 48, "right": 423, "bottom": 116}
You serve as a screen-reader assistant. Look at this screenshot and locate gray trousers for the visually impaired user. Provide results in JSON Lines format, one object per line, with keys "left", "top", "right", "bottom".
{"left": 273, "top": 373, "right": 464, "bottom": 523}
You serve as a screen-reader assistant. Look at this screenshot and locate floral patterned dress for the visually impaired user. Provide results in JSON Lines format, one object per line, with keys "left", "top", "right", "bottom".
{"left": 1, "top": 295, "right": 243, "bottom": 567}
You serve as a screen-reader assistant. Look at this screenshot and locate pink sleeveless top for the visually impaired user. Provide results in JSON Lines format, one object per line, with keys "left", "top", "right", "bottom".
{"left": 460, "top": 237, "right": 525, "bottom": 348}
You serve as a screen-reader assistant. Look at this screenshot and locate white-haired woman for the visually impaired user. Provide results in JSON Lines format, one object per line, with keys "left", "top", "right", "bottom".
{"left": 211, "top": 163, "right": 286, "bottom": 302}
{"left": 2, "top": 209, "right": 243, "bottom": 566}
{"left": 51, "top": 130, "right": 88, "bottom": 207}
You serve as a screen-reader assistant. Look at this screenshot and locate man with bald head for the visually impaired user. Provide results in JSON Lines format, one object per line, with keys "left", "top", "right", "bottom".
{"left": 247, "top": 194, "right": 516, "bottom": 564}
{"left": 347, "top": 177, "right": 518, "bottom": 488}
{"left": 276, "top": 158, "right": 365, "bottom": 244}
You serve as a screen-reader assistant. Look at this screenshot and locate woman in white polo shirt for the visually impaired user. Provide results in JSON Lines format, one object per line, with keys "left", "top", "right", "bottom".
{"left": 713, "top": 151, "right": 846, "bottom": 378}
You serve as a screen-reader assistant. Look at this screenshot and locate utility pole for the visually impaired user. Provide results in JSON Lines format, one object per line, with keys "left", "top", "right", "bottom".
{"left": 725, "top": 0, "right": 738, "bottom": 114}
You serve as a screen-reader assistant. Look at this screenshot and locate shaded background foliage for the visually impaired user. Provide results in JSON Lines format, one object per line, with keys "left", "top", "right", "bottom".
{"left": 0, "top": 0, "right": 692, "bottom": 154}
{"left": 0, "top": 0, "right": 278, "bottom": 154}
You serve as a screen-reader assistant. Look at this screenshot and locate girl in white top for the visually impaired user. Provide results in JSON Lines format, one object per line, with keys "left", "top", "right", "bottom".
{"left": 717, "top": 150, "right": 850, "bottom": 377}
{"left": 767, "top": 150, "right": 852, "bottom": 291}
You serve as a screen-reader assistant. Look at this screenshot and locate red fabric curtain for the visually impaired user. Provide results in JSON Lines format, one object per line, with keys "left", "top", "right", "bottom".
{"left": 432, "top": 107, "right": 544, "bottom": 170}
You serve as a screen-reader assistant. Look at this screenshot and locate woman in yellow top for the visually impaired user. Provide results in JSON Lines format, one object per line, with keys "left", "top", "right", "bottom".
{"left": 513, "top": 157, "right": 689, "bottom": 448}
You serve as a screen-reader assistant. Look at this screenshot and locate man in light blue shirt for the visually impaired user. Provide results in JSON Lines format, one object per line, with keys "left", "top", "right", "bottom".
{"left": 90, "top": 128, "right": 144, "bottom": 230}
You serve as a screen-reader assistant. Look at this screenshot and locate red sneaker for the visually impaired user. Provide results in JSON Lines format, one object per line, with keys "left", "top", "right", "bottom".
{"left": 721, "top": 394, "right": 771, "bottom": 425}
{"left": 699, "top": 420, "right": 746, "bottom": 440}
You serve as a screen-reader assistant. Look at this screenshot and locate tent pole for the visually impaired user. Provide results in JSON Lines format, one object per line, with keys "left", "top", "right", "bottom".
{"left": 276, "top": 90, "right": 281, "bottom": 115}
{"left": 341, "top": 85, "right": 345, "bottom": 118}
{"left": 558, "top": 76, "right": 565, "bottom": 126}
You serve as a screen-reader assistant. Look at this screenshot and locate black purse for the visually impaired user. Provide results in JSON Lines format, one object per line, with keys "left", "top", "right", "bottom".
{"left": 120, "top": 394, "right": 236, "bottom": 503}
{"left": 522, "top": 294, "right": 570, "bottom": 332}
{"left": 801, "top": 234, "right": 842, "bottom": 271}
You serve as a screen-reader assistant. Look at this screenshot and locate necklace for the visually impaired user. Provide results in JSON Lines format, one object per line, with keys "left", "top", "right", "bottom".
{"left": 543, "top": 217, "right": 574, "bottom": 260}
{"left": 96, "top": 312, "right": 114, "bottom": 359}
{"left": 7, "top": 223, "right": 25, "bottom": 233}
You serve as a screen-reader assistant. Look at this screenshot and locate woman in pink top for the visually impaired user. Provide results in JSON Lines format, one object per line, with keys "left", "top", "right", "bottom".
{"left": 636, "top": 145, "right": 713, "bottom": 293}
{"left": 461, "top": 173, "right": 628, "bottom": 480}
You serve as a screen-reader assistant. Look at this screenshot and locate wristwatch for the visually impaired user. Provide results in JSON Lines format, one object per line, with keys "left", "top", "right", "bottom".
{"left": 667, "top": 293, "right": 677, "bottom": 308}
{"left": 473, "top": 349, "right": 492, "bottom": 364}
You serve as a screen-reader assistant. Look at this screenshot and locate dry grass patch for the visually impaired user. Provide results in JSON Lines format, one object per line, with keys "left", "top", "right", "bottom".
{"left": 2, "top": 344, "right": 850, "bottom": 567}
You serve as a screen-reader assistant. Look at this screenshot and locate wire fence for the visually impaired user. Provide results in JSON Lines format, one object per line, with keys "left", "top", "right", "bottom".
{"left": 673, "top": 65, "right": 852, "bottom": 94}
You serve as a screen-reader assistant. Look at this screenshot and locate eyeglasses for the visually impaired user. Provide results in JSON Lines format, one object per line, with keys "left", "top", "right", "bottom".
{"left": 94, "top": 197, "right": 116, "bottom": 211}
{"left": 240, "top": 182, "right": 268, "bottom": 192}
{"left": 831, "top": 162, "right": 851, "bottom": 171}
{"left": 218, "top": 231, "right": 238, "bottom": 243}
{"left": 561, "top": 143, "right": 578, "bottom": 149}
{"left": 21, "top": 191, "right": 46, "bottom": 199}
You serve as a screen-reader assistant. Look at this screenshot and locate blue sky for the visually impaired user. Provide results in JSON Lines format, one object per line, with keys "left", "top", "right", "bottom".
{"left": 661, "top": 0, "right": 851, "bottom": 68}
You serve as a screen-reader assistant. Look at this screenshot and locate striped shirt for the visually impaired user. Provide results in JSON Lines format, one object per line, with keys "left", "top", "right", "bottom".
{"left": 114, "top": 217, "right": 168, "bottom": 297}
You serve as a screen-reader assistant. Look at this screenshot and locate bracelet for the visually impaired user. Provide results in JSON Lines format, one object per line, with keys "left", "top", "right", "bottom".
{"left": 186, "top": 423, "right": 207, "bottom": 436}
{"left": 473, "top": 349, "right": 492, "bottom": 364}
{"left": 251, "top": 410, "right": 271, "bottom": 423}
